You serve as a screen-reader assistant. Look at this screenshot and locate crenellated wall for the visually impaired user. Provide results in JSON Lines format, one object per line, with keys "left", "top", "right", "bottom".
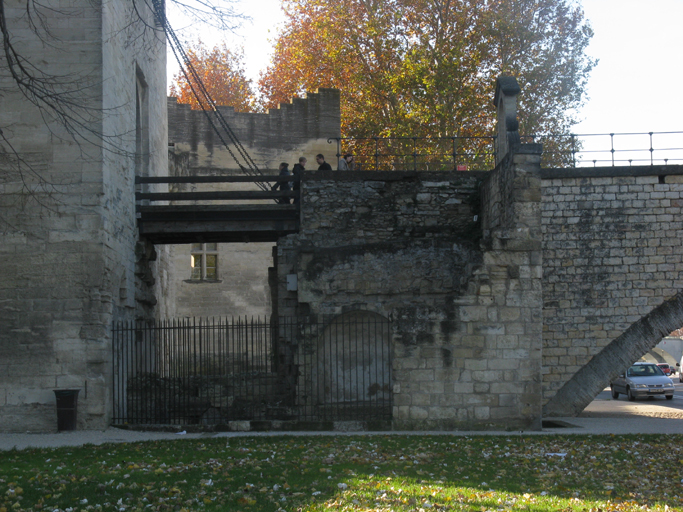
{"left": 167, "top": 88, "right": 341, "bottom": 171}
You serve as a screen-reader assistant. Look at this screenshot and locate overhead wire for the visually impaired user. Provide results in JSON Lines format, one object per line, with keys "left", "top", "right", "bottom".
{"left": 163, "top": 16, "right": 269, "bottom": 191}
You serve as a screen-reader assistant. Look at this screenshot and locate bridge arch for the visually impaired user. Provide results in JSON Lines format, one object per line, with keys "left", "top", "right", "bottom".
{"left": 543, "top": 292, "right": 683, "bottom": 417}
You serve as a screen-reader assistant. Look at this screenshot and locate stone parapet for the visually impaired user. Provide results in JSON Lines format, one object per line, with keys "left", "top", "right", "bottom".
{"left": 167, "top": 88, "right": 341, "bottom": 171}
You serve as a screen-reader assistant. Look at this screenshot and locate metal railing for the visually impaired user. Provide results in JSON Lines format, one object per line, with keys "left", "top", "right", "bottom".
{"left": 327, "top": 136, "right": 497, "bottom": 171}
{"left": 326, "top": 132, "right": 683, "bottom": 171}
{"left": 523, "top": 131, "right": 683, "bottom": 168}
{"left": 112, "top": 315, "right": 392, "bottom": 426}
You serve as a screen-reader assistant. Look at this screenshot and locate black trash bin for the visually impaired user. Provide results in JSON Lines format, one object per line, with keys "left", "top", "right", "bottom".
{"left": 54, "top": 389, "right": 80, "bottom": 431}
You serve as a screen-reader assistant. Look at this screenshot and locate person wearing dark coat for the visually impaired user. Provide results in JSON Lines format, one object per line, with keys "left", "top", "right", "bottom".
{"left": 316, "top": 154, "right": 332, "bottom": 171}
{"left": 291, "top": 157, "right": 306, "bottom": 204}
{"left": 271, "top": 162, "right": 291, "bottom": 204}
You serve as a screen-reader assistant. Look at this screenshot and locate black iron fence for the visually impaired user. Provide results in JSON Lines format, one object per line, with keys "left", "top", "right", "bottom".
{"left": 327, "top": 132, "right": 683, "bottom": 171}
{"left": 327, "top": 136, "right": 497, "bottom": 171}
{"left": 112, "top": 314, "right": 392, "bottom": 426}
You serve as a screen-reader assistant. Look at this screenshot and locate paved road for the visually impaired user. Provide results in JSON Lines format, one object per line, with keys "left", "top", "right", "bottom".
{"left": 589, "top": 379, "right": 683, "bottom": 416}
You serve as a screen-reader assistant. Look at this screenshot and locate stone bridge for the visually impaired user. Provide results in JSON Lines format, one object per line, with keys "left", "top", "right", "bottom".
{"left": 266, "top": 78, "right": 683, "bottom": 429}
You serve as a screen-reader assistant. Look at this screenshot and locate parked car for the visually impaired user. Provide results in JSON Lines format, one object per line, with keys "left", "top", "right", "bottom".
{"left": 657, "top": 363, "right": 673, "bottom": 376}
{"left": 611, "top": 362, "right": 674, "bottom": 401}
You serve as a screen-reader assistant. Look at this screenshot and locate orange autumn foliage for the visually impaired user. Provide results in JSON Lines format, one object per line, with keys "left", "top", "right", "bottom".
{"left": 259, "top": 0, "right": 596, "bottom": 143}
{"left": 169, "top": 41, "right": 256, "bottom": 112}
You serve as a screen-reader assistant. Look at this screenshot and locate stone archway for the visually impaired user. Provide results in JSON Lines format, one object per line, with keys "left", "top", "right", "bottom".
{"left": 543, "top": 292, "right": 683, "bottom": 417}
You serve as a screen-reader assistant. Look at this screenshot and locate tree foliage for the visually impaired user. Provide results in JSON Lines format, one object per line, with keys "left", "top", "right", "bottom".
{"left": 169, "top": 41, "right": 256, "bottom": 112}
{"left": 259, "top": 0, "right": 596, "bottom": 141}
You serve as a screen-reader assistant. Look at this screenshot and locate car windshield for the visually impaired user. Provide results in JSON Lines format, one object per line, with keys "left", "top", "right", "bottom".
{"left": 627, "top": 365, "right": 664, "bottom": 377}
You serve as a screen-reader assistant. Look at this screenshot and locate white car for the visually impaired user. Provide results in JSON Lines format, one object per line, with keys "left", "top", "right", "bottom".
{"left": 610, "top": 362, "right": 674, "bottom": 401}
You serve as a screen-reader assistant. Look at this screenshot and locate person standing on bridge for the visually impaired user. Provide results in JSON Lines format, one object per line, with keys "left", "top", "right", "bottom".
{"left": 338, "top": 153, "right": 355, "bottom": 171}
{"left": 271, "top": 162, "right": 292, "bottom": 204}
{"left": 292, "top": 157, "right": 306, "bottom": 204}
{"left": 316, "top": 154, "right": 332, "bottom": 171}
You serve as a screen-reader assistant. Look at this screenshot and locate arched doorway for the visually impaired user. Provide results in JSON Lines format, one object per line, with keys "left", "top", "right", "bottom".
{"left": 311, "top": 311, "right": 392, "bottom": 420}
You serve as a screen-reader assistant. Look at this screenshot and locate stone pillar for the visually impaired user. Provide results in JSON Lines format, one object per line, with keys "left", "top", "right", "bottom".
{"left": 480, "top": 78, "right": 544, "bottom": 428}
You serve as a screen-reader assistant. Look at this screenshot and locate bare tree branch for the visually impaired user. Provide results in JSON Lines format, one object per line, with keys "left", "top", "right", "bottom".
{"left": 0, "top": 0, "right": 246, "bottom": 226}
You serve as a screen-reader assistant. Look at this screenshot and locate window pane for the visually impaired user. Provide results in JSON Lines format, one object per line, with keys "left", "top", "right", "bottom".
{"left": 206, "top": 243, "right": 217, "bottom": 251}
{"left": 191, "top": 254, "right": 202, "bottom": 279}
{"left": 205, "top": 254, "right": 217, "bottom": 280}
{"left": 191, "top": 243, "right": 202, "bottom": 251}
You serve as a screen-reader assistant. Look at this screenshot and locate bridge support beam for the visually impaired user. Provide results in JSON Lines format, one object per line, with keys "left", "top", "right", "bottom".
{"left": 544, "top": 291, "right": 683, "bottom": 417}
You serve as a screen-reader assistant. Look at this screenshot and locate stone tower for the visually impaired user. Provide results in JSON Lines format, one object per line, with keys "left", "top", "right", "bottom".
{"left": 0, "top": 0, "right": 169, "bottom": 430}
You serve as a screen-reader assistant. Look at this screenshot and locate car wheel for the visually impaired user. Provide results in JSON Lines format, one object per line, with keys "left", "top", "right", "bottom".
{"left": 627, "top": 387, "right": 636, "bottom": 401}
{"left": 666, "top": 394, "right": 674, "bottom": 400}
{"left": 611, "top": 387, "right": 619, "bottom": 399}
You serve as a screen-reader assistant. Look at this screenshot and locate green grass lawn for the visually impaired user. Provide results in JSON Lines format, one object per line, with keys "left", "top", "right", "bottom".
{"left": 1, "top": 434, "right": 682, "bottom": 511}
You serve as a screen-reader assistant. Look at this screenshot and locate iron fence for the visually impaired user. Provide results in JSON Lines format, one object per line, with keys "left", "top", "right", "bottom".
{"left": 327, "top": 136, "right": 497, "bottom": 171}
{"left": 522, "top": 131, "right": 683, "bottom": 168}
{"left": 327, "top": 132, "right": 683, "bottom": 171}
{"left": 112, "top": 314, "right": 392, "bottom": 426}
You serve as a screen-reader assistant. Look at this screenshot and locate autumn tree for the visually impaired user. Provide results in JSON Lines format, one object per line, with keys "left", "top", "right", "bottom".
{"left": 169, "top": 41, "right": 257, "bottom": 112}
{"left": 259, "top": 0, "right": 595, "bottom": 166}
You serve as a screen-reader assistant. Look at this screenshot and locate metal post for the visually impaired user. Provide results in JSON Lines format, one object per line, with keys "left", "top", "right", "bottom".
{"left": 649, "top": 132, "right": 654, "bottom": 166}
{"left": 374, "top": 137, "right": 379, "bottom": 171}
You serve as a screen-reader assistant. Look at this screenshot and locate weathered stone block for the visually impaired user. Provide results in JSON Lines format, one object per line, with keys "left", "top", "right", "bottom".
{"left": 419, "top": 381, "right": 444, "bottom": 394}
{"left": 409, "top": 406, "right": 429, "bottom": 420}
{"left": 427, "top": 406, "right": 456, "bottom": 419}
{"left": 474, "top": 406, "right": 490, "bottom": 420}
{"left": 410, "top": 369, "right": 435, "bottom": 382}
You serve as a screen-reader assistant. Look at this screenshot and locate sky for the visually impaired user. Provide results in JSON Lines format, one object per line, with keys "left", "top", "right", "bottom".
{"left": 167, "top": 0, "right": 683, "bottom": 164}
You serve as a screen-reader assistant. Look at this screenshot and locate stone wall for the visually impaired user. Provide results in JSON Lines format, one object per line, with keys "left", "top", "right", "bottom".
{"left": 275, "top": 153, "right": 544, "bottom": 429}
{"left": 167, "top": 88, "right": 341, "bottom": 170}
{"left": 170, "top": 243, "right": 273, "bottom": 318}
{"left": 540, "top": 165, "right": 683, "bottom": 412}
{"left": 0, "top": 0, "right": 168, "bottom": 431}
{"left": 165, "top": 89, "right": 342, "bottom": 319}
